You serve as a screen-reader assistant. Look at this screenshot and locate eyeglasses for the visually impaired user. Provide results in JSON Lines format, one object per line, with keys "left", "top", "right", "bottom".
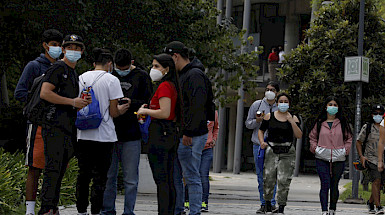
{"left": 265, "top": 88, "right": 276, "bottom": 92}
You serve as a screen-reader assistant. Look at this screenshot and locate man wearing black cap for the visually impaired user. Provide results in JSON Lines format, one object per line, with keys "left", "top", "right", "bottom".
{"left": 164, "top": 41, "right": 215, "bottom": 215}
{"left": 38, "top": 34, "right": 89, "bottom": 215}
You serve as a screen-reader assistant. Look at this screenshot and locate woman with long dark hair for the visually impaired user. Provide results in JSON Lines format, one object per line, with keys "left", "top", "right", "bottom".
{"left": 137, "top": 54, "right": 181, "bottom": 215}
{"left": 309, "top": 96, "right": 353, "bottom": 215}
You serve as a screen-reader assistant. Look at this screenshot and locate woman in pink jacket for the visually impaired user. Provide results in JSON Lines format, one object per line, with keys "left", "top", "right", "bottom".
{"left": 309, "top": 96, "right": 352, "bottom": 215}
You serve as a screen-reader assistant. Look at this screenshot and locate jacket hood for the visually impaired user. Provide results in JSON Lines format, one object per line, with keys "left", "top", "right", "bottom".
{"left": 180, "top": 57, "right": 205, "bottom": 74}
{"left": 35, "top": 54, "right": 53, "bottom": 66}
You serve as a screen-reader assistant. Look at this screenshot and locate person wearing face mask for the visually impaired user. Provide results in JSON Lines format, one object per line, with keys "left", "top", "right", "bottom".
{"left": 245, "top": 81, "right": 279, "bottom": 214}
{"left": 356, "top": 105, "right": 385, "bottom": 214}
{"left": 309, "top": 96, "right": 353, "bottom": 215}
{"left": 14, "top": 29, "right": 63, "bottom": 215}
{"left": 38, "top": 34, "right": 90, "bottom": 215}
{"left": 258, "top": 93, "right": 302, "bottom": 214}
{"left": 137, "top": 54, "right": 181, "bottom": 215}
{"left": 101, "top": 48, "right": 152, "bottom": 215}
{"left": 76, "top": 48, "right": 124, "bottom": 215}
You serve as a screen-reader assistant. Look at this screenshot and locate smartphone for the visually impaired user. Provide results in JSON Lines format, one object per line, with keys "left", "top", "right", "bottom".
{"left": 119, "top": 99, "right": 128, "bottom": 105}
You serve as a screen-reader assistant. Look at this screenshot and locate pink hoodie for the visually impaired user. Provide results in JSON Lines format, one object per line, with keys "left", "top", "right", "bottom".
{"left": 309, "top": 119, "right": 352, "bottom": 155}
{"left": 204, "top": 111, "right": 219, "bottom": 150}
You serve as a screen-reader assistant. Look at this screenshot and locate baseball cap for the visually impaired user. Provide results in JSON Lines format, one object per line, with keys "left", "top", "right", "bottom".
{"left": 372, "top": 104, "right": 384, "bottom": 113}
{"left": 163, "top": 41, "right": 188, "bottom": 55}
{"left": 62, "top": 34, "right": 85, "bottom": 50}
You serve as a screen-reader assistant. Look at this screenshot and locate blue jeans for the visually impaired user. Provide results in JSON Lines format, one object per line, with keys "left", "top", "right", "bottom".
{"left": 101, "top": 140, "right": 141, "bottom": 215}
{"left": 200, "top": 148, "right": 213, "bottom": 203}
{"left": 253, "top": 144, "right": 276, "bottom": 206}
{"left": 316, "top": 159, "right": 345, "bottom": 211}
{"left": 174, "top": 134, "right": 208, "bottom": 215}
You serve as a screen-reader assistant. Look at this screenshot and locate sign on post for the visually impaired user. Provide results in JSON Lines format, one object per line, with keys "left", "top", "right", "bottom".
{"left": 344, "top": 56, "right": 369, "bottom": 83}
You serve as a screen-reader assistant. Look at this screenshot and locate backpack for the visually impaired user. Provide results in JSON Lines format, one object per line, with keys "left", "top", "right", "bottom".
{"left": 23, "top": 61, "right": 68, "bottom": 125}
{"left": 75, "top": 72, "right": 107, "bottom": 130}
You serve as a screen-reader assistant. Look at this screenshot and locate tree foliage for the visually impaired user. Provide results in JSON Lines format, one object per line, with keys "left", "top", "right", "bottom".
{"left": 1, "top": 0, "right": 259, "bottom": 108}
{"left": 280, "top": 0, "right": 385, "bottom": 126}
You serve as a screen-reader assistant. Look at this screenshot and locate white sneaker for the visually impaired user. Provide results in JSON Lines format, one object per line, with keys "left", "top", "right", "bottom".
{"left": 321, "top": 211, "right": 329, "bottom": 215}
{"left": 329, "top": 209, "right": 335, "bottom": 215}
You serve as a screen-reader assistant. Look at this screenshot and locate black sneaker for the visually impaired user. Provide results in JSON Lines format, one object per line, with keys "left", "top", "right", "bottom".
{"left": 256, "top": 205, "right": 266, "bottom": 214}
{"left": 201, "top": 202, "right": 209, "bottom": 212}
{"left": 368, "top": 200, "right": 375, "bottom": 214}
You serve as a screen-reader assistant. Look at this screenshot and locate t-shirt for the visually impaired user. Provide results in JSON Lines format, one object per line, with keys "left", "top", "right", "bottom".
{"left": 42, "top": 61, "right": 79, "bottom": 134}
{"left": 149, "top": 81, "right": 177, "bottom": 121}
{"left": 268, "top": 52, "right": 279, "bottom": 62}
{"left": 77, "top": 70, "right": 124, "bottom": 142}
{"left": 357, "top": 123, "right": 382, "bottom": 164}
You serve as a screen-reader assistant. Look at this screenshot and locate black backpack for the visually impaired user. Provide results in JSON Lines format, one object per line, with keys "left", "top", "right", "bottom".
{"left": 23, "top": 61, "right": 68, "bottom": 125}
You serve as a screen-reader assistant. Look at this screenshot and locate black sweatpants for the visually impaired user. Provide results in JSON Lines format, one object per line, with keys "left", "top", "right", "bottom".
{"left": 39, "top": 125, "right": 75, "bottom": 214}
{"left": 148, "top": 120, "right": 178, "bottom": 215}
{"left": 75, "top": 140, "right": 113, "bottom": 214}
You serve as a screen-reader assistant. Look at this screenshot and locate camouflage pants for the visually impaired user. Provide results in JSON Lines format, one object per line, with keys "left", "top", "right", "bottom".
{"left": 263, "top": 143, "right": 296, "bottom": 206}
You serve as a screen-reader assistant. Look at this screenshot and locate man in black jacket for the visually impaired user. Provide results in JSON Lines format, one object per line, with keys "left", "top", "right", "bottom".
{"left": 164, "top": 41, "right": 215, "bottom": 215}
{"left": 101, "top": 48, "right": 153, "bottom": 215}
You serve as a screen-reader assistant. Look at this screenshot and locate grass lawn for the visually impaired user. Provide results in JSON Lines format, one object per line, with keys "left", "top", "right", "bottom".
{"left": 340, "top": 182, "right": 385, "bottom": 205}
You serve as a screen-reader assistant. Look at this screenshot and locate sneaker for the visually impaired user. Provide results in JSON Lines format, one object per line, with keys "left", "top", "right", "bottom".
{"left": 368, "top": 200, "right": 376, "bottom": 214}
{"left": 272, "top": 205, "right": 278, "bottom": 213}
{"left": 256, "top": 205, "right": 266, "bottom": 214}
{"left": 321, "top": 212, "right": 328, "bottom": 215}
{"left": 328, "top": 209, "right": 335, "bottom": 215}
{"left": 184, "top": 201, "right": 189, "bottom": 212}
{"left": 376, "top": 206, "right": 385, "bottom": 214}
{"left": 77, "top": 213, "right": 89, "bottom": 215}
{"left": 201, "top": 202, "right": 209, "bottom": 212}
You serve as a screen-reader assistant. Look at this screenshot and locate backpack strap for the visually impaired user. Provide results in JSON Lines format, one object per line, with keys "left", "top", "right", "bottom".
{"left": 362, "top": 122, "right": 372, "bottom": 155}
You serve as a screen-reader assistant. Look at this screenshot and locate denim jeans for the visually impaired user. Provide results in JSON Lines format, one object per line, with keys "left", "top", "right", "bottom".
{"left": 316, "top": 159, "right": 345, "bottom": 211}
{"left": 200, "top": 148, "right": 213, "bottom": 203}
{"left": 174, "top": 133, "right": 208, "bottom": 215}
{"left": 101, "top": 140, "right": 141, "bottom": 215}
{"left": 253, "top": 144, "right": 276, "bottom": 206}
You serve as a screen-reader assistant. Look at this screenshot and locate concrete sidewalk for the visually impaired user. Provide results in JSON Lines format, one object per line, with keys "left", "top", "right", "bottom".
{"left": 60, "top": 171, "right": 367, "bottom": 215}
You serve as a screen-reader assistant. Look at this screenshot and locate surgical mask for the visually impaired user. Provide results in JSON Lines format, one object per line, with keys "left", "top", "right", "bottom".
{"left": 265, "top": 91, "right": 276, "bottom": 100}
{"left": 373, "top": 115, "right": 383, "bottom": 124}
{"left": 65, "top": 50, "right": 82, "bottom": 62}
{"left": 115, "top": 68, "right": 131, "bottom": 77}
{"left": 47, "top": 46, "right": 62, "bottom": 59}
{"left": 150, "top": 68, "right": 164, "bottom": 81}
{"left": 278, "top": 103, "right": 289, "bottom": 112}
{"left": 327, "top": 106, "right": 338, "bottom": 115}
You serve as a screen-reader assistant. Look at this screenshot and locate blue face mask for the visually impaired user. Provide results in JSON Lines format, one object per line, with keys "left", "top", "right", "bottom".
{"left": 327, "top": 106, "right": 338, "bottom": 115}
{"left": 65, "top": 50, "right": 82, "bottom": 62}
{"left": 278, "top": 103, "right": 289, "bottom": 112}
{"left": 47, "top": 46, "right": 62, "bottom": 59}
{"left": 115, "top": 68, "right": 131, "bottom": 77}
{"left": 373, "top": 115, "right": 383, "bottom": 124}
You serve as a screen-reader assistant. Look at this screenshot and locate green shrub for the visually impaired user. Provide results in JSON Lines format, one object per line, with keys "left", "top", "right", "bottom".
{"left": 0, "top": 148, "right": 27, "bottom": 214}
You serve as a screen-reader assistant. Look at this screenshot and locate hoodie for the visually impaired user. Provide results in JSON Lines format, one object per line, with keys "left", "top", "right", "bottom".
{"left": 179, "top": 58, "right": 215, "bottom": 137}
{"left": 15, "top": 54, "right": 53, "bottom": 102}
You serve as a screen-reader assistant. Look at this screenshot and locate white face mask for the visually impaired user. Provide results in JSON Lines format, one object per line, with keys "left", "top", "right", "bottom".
{"left": 265, "top": 91, "right": 276, "bottom": 100}
{"left": 150, "top": 68, "right": 164, "bottom": 81}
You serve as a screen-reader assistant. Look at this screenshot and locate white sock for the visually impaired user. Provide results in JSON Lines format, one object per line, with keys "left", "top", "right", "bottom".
{"left": 26, "top": 201, "right": 36, "bottom": 215}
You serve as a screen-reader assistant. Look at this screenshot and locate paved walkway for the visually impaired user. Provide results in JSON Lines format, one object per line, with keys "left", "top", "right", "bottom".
{"left": 59, "top": 171, "right": 368, "bottom": 215}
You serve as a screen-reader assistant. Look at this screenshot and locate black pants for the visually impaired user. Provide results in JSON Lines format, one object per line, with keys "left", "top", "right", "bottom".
{"left": 75, "top": 140, "right": 113, "bottom": 214}
{"left": 39, "top": 125, "right": 75, "bottom": 214}
{"left": 316, "top": 158, "right": 345, "bottom": 211}
{"left": 148, "top": 120, "right": 178, "bottom": 215}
